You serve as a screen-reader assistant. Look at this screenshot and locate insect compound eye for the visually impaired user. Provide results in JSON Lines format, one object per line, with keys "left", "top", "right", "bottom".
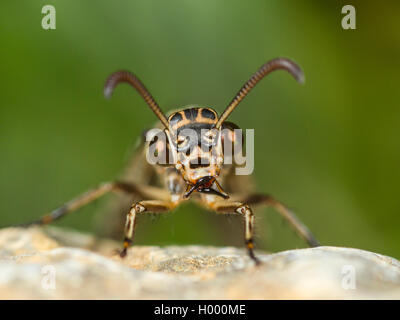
{"left": 221, "top": 126, "right": 243, "bottom": 158}
{"left": 145, "top": 128, "right": 172, "bottom": 166}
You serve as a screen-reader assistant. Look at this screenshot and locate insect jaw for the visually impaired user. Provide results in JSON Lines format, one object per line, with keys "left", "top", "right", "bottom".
{"left": 183, "top": 176, "right": 229, "bottom": 199}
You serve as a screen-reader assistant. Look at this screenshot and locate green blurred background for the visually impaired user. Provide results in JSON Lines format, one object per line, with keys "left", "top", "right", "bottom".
{"left": 1, "top": 0, "right": 399, "bottom": 258}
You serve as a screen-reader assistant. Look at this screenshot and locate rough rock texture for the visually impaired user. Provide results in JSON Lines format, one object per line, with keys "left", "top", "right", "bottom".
{"left": 0, "top": 227, "right": 399, "bottom": 299}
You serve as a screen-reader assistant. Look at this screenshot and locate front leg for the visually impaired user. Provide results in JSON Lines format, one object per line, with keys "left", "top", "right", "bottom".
{"left": 120, "top": 200, "right": 177, "bottom": 257}
{"left": 204, "top": 199, "right": 260, "bottom": 265}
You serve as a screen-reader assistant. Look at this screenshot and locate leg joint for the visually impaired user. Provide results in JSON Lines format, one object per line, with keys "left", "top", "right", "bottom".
{"left": 130, "top": 202, "right": 146, "bottom": 214}
{"left": 235, "top": 204, "right": 252, "bottom": 216}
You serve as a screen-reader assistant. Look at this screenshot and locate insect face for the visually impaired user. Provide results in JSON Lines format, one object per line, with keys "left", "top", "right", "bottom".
{"left": 167, "top": 107, "right": 224, "bottom": 187}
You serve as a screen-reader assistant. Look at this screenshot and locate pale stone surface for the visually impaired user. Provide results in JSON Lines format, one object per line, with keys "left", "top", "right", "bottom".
{"left": 0, "top": 227, "right": 399, "bottom": 299}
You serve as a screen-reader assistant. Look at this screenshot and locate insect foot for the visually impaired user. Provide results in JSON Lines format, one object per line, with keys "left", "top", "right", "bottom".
{"left": 119, "top": 203, "right": 146, "bottom": 258}
{"left": 236, "top": 204, "right": 260, "bottom": 265}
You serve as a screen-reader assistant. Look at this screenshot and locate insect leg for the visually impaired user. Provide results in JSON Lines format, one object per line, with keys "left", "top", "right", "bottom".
{"left": 204, "top": 200, "right": 260, "bottom": 265}
{"left": 120, "top": 200, "right": 177, "bottom": 258}
{"left": 17, "top": 182, "right": 169, "bottom": 227}
{"left": 243, "top": 193, "right": 320, "bottom": 247}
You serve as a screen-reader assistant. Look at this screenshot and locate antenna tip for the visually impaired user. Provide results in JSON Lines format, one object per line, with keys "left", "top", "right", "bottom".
{"left": 103, "top": 86, "right": 113, "bottom": 99}
{"left": 297, "top": 71, "right": 306, "bottom": 85}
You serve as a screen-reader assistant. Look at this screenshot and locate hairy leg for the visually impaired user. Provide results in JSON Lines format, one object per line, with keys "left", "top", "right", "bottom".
{"left": 201, "top": 199, "right": 260, "bottom": 265}
{"left": 120, "top": 200, "right": 178, "bottom": 257}
{"left": 242, "top": 193, "right": 319, "bottom": 247}
{"left": 17, "top": 181, "right": 169, "bottom": 227}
